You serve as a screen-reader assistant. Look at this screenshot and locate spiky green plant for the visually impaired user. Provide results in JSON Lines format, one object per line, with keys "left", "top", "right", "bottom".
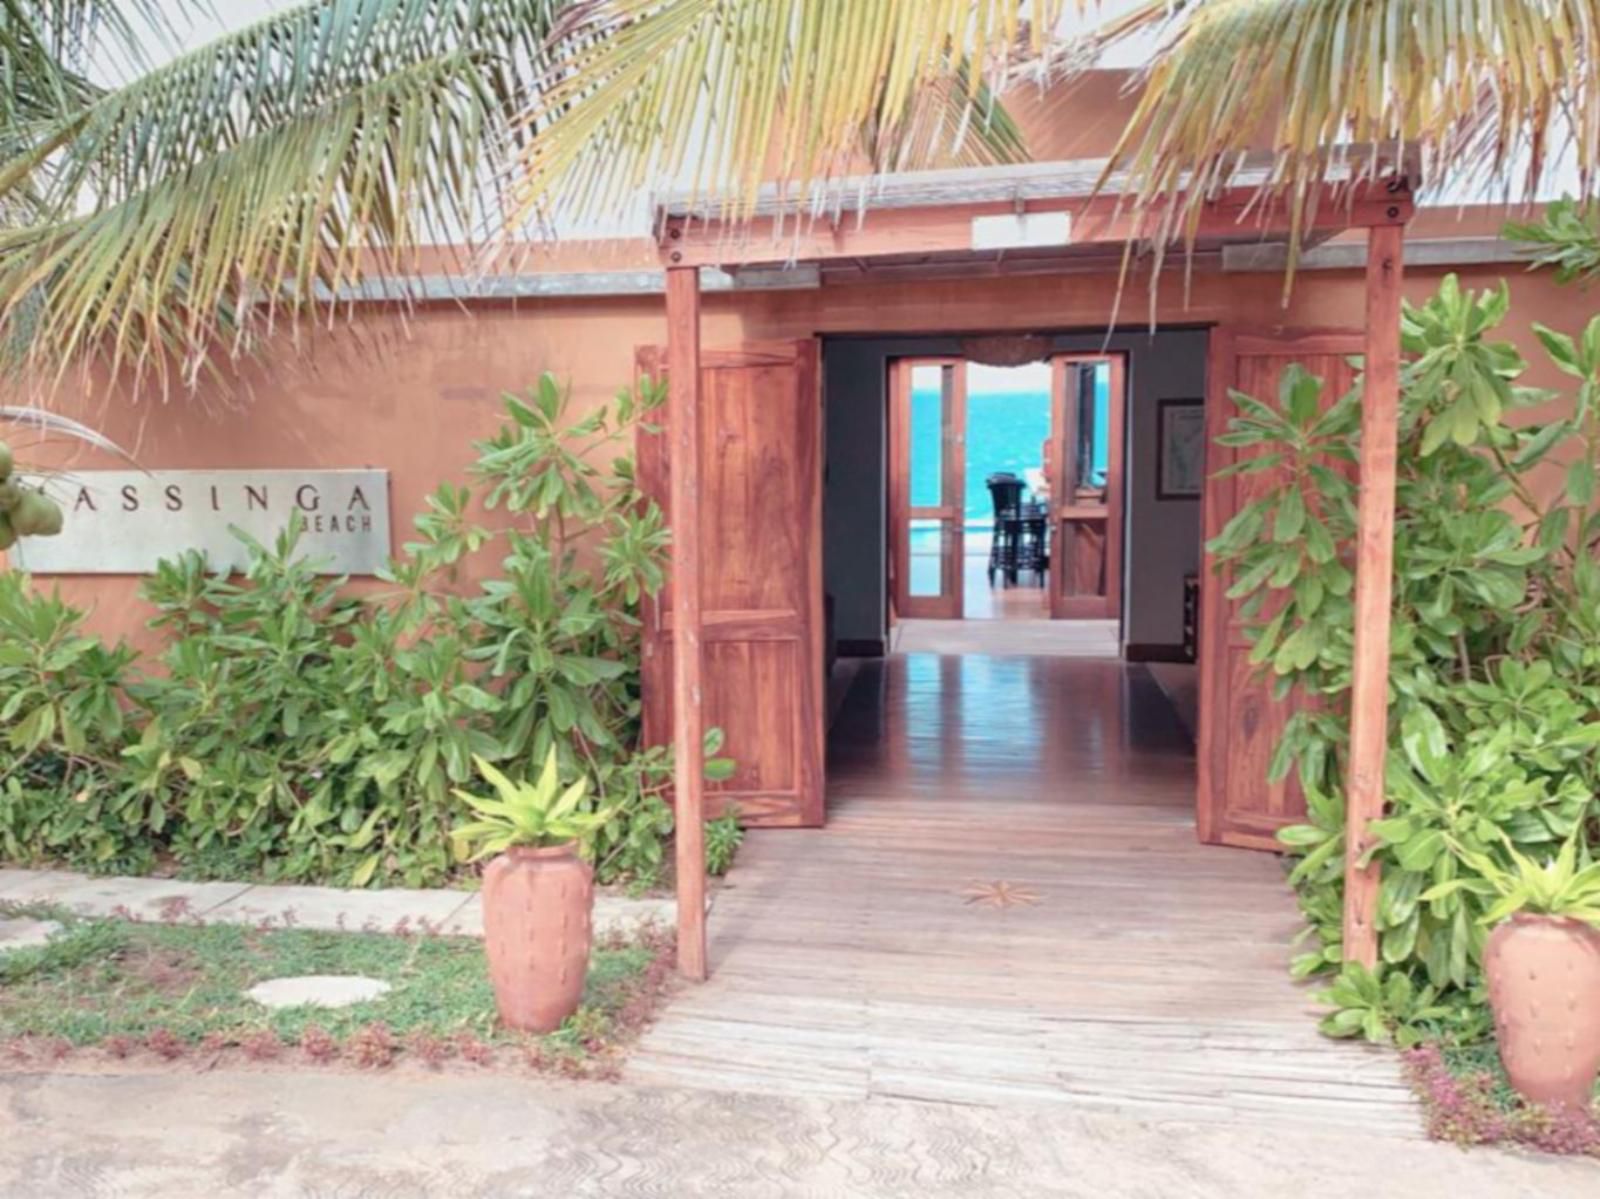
{"left": 452, "top": 749, "right": 616, "bottom": 859}
{"left": 1431, "top": 833, "right": 1600, "bottom": 928}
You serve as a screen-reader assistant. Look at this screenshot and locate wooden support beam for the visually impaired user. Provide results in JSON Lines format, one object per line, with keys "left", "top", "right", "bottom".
{"left": 1342, "top": 223, "right": 1405, "bottom": 967}
{"left": 666, "top": 265, "right": 708, "bottom": 982}
{"left": 659, "top": 188, "right": 1415, "bottom": 269}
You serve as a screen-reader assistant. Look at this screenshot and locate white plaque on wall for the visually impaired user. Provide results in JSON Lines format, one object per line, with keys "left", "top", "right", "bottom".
{"left": 9, "top": 470, "right": 391, "bottom": 575}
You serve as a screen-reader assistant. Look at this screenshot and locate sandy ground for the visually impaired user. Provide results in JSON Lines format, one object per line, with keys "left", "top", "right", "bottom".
{"left": 2, "top": 1066, "right": 1595, "bottom": 1198}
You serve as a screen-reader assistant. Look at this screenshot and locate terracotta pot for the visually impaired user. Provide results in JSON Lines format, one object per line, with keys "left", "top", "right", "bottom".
{"left": 481, "top": 843, "right": 594, "bottom": 1033}
{"left": 1485, "top": 913, "right": 1600, "bottom": 1111}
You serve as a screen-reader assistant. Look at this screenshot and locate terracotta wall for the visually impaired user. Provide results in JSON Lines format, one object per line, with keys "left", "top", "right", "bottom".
{"left": 6, "top": 257, "right": 1586, "bottom": 656}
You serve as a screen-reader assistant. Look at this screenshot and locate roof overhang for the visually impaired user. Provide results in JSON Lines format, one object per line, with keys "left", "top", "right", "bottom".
{"left": 653, "top": 148, "right": 1420, "bottom": 272}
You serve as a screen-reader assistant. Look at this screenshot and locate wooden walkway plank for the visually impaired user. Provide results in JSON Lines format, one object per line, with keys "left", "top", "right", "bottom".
{"left": 628, "top": 657, "right": 1415, "bottom": 1133}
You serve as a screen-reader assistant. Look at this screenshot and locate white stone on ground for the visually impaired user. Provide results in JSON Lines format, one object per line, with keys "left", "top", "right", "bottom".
{"left": 246, "top": 975, "right": 392, "bottom": 1010}
{"left": 0, "top": 917, "right": 63, "bottom": 954}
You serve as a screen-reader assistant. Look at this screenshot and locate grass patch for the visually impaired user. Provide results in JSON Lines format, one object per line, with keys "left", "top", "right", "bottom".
{"left": 0, "top": 902, "right": 673, "bottom": 1075}
{"left": 1404, "top": 1042, "right": 1600, "bottom": 1157}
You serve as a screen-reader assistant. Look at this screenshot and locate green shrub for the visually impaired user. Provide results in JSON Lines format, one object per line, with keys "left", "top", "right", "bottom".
{"left": 0, "top": 372, "right": 739, "bottom": 889}
{"left": 1210, "top": 273, "right": 1600, "bottom": 1046}
{"left": 0, "top": 574, "right": 149, "bottom": 872}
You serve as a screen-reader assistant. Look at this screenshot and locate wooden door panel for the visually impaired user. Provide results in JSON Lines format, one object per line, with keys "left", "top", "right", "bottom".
{"left": 1197, "top": 329, "right": 1362, "bottom": 849}
{"left": 1049, "top": 354, "right": 1126, "bottom": 621}
{"left": 636, "top": 340, "right": 824, "bottom": 828}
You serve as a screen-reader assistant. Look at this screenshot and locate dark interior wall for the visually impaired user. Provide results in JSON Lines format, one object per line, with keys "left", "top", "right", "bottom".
{"left": 822, "top": 329, "right": 1210, "bottom": 652}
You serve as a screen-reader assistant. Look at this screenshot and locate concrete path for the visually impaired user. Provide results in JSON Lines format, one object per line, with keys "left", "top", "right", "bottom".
{"left": 0, "top": 1068, "right": 1593, "bottom": 1198}
{"left": 0, "top": 868, "right": 671, "bottom": 939}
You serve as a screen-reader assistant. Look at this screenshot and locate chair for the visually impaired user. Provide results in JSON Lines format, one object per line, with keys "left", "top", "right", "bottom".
{"left": 1016, "top": 501, "right": 1049, "bottom": 585}
{"left": 986, "top": 474, "right": 1026, "bottom": 586}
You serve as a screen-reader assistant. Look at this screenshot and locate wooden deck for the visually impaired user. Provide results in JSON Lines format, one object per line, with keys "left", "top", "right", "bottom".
{"left": 628, "top": 655, "right": 1417, "bottom": 1132}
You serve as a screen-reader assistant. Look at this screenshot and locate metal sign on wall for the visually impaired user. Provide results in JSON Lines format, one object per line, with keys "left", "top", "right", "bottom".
{"left": 10, "top": 470, "right": 391, "bottom": 575}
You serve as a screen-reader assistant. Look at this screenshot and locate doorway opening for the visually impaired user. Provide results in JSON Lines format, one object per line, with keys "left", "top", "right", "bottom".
{"left": 887, "top": 351, "right": 1126, "bottom": 657}
{"left": 820, "top": 328, "right": 1207, "bottom": 734}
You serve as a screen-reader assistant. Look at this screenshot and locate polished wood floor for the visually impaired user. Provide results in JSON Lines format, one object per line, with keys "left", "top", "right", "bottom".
{"left": 628, "top": 655, "right": 1414, "bottom": 1130}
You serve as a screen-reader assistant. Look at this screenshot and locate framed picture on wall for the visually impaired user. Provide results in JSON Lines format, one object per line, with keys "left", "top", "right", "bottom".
{"left": 1156, "top": 399, "right": 1205, "bottom": 500}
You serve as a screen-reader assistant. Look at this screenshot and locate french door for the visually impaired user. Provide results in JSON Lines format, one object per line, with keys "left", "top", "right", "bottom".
{"left": 1049, "top": 355, "right": 1127, "bottom": 620}
{"left": 889, "top": 358, "right": 967, "bottom": 619}
{"left": 890, "top": 353, "right": 1126, "bottom": 623}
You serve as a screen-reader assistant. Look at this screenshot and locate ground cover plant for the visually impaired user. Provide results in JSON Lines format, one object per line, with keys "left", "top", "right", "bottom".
{"left": 0, "top": 901, "right": 673, "bottom": 1076}
{"left": 1404, "top": 1043, "right": 1600, "bottom": 1157}
{"left": 0, "top": 373, "right": 735, "bottom": 890}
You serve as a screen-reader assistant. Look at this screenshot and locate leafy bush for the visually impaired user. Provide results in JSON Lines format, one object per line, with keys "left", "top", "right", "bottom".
{"left": 1209, "top": 273, "right": 1600, "bottom": 1046}
{"left": 0, "top": 575, "right": 147, "bottom": 872}
{"left": 0, "top": 373, "right": 740, "bottom": 889}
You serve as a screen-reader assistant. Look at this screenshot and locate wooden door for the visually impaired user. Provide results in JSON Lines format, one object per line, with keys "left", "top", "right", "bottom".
{"left": 636, "top": 340, "right": 825, "bottom": 828}
{"left": 889, "top": 358, "right": 967, "bottom": 619}
{"left": 1049, "top": 354, "right": 1126, "bottom": 620}
{"left": 1197, "top": 329, "right": 1363, "bottom": 849}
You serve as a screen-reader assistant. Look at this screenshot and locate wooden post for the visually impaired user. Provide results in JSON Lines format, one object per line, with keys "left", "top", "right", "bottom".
{"left": 1342, "top": 221, "right": 1405, "bottom": 967}
{"left": 666, "top": 265, "right": 708, "bottom": 982}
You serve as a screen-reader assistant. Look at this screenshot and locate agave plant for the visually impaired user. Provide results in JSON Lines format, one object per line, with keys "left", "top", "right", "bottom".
{"left": 1431, "top": 832, "right": 1600, "bottom": 927}
{"left": 452, "top": 749, "right": 615, "bottom": 859}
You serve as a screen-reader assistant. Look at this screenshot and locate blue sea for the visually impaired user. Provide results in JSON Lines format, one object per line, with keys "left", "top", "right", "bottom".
{"left": 910, "top": 380, "right": 1108, "bottom": 531}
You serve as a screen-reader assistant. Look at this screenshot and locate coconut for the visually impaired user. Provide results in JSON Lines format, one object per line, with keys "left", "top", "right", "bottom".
{"left": 30, "top": 494, "right": 63, "bottom": 536}
{"left": 0, "top": 440, "right": 11, "bottom": 479}
{"left": 9, "top": 491, "right": 61, "bottom": 537}
{"left": 0, "top": 479, "right": 20, "bottom": 511}
{"left": 0, "top": 513, "right": 13, "bottom": 551}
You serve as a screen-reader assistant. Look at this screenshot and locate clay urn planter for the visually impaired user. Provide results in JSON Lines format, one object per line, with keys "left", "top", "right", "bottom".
{"left": 452, "top": 749, "right": 614, "bottom": 1034}
{"left": 481, "top": 842, "right": 594, "bottom": 1032}
{"left": 1484, "top": 914, "right": 1600, "bottom": 1111}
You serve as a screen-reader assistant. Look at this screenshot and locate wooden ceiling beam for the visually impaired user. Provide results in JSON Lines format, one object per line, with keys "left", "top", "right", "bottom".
{"left": 658, "top": 183, "right": 1413, "bottom": 269}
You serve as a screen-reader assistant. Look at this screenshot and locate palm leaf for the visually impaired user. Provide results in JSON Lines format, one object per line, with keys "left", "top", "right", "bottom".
{"left": 0, "top": 0, "right": 565, "bottom": 396}
{"left": 1085, "top": 0, "right": 1600, "bottom": 263}
{"left": 515, "top": 0, "right": 1077, "bottom": 228}
{"left": 0, "top": 405, "right": 135, "bottom": 463}
{"left": 0, "top": 1, "right": 197, "bottom": 226}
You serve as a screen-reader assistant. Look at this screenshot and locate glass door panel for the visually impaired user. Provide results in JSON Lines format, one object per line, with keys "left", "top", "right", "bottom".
{"left": 891, "top": 358, "right": 966, "bottom": 619}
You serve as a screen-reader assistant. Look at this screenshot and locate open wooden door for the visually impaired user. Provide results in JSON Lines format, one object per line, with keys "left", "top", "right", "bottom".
{"left": 636, "top": 340, "right": 825, "bottom": 828}
{"left": 1197, "top": 329, "right": 1363, "bottom": 849}
{"left": 889, "top": 358, "right": 967, "bottom": 619}
{"left": 1049, "top": 354, "right": 1126, "bottom": 620}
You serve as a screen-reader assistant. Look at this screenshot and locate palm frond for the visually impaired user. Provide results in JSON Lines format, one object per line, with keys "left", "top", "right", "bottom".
{"left": 1094, "top": 0, "right": 1600, "bottom": 254}
{"left": 864, "top": 59, "right": 1029, "bottom": 175}
{"left": 0, "top": 403, "right": 136, "bottom": 462}
{"left": 0, "top": 0, "right": 198, "bottom": 226}
{"left": 0, "top": 0, "right": 565, "bottom": 396}
{"left": 515, "top": 0, "right": 1076, "bottom": 228}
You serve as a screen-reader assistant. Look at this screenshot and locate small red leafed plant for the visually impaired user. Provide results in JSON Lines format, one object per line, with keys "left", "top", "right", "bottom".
{"left": 299, "top": 1025, "right": 338, "bottom": 1063}
{"left": 143, "top": 1028, "right": 185, "bottom": 1060}
{"left": 1404, "top": 1044, "right": 1600, "bottom": 1157}
{"left": 344, "top": 1022, "right": 397, "bottom": 1069}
